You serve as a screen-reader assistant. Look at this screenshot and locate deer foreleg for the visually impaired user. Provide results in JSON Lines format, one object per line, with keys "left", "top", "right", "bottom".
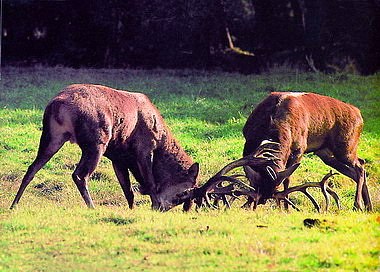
{"left": 112, "top": 160, "right": 134, "bottom": 209}
{"left": 315, "top": 149, "right": 356, "bottom": 179}
{"left": 136, "top": 151, "right": 160, "bottom": 209}
{"left": 353, "top": 166, "right": 372, "bottom": 211}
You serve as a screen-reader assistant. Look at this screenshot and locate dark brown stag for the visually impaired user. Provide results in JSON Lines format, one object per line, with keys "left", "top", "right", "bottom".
{"left": 10, "top": 84, "right": 199, "bottom": 211}
{"left": 178, "top": 92, "right": 371, "bottom": 211}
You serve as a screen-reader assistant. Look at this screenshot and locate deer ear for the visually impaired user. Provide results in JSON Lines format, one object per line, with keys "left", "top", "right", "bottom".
{"left": 275, "top": 163, "right": 301, "bottom": 185}
{"left": 188, "top": 163, "right": 199, "bottom": 182}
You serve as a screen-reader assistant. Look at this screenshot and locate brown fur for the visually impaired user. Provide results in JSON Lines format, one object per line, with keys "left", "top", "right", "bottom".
{"left": 11, "top": 84, "right": 199, "bottom": 211}
{"left": 243, "top": 92, "right": 372, "bottom": 211}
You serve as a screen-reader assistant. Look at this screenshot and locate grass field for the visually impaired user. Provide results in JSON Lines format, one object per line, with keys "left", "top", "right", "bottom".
{"left": 0, "top": 66, "right": 379, "bottom": 271}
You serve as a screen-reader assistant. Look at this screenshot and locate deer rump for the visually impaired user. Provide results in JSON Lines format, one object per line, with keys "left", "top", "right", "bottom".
{"left": 179, "top": 92, "right": 371, "bottom": 212}
{"left": 10, "top": 84, "right": 199, "bottom": 211}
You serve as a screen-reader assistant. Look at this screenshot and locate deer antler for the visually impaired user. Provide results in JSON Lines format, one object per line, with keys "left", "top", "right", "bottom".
{"left": 196, "top": 175, "right": 256, "bottom": 209}
{"left": 176, "top": 140, "right": 341, "bottom": 212}
{"left": 191, "top": 140, "right": 280, "bottom": 208}
{"left": 272, "top": 170, "right": 340, "bottom": 212}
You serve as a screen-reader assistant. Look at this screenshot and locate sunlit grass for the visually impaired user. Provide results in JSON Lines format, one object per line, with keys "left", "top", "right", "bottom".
{"left": 0, "top": 67, "right": 379, "bottom": 271}
{"left": 1, "top": 205, "right": 378, "bottom": 271}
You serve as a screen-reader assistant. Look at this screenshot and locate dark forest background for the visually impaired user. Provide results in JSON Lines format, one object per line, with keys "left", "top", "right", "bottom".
{"left": 2, "top": 0, "right": 380, "bottom": 74}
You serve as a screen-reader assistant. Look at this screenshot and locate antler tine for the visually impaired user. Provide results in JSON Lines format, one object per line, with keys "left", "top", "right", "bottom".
{"left": 326, "top": 188, "right": 341, "bottom": 210}
{"left": 282, "top": 197, "right": 301, "bottom": 211}
{"left": 195, "top": 175, "right": 253, "bottom": 209}
{"left": 273, "top": 171, "right": 340, "bottom": 212}
{"left": 251, "top": 140, "right": 281, "bottom": 164}
{"left": 254, "top": 140, "right": 281, "bottom": 154}
{"left": 213, "top": 195, "right": 232, "bottom": 209}
{"left": 194, "top": 190, "right": 216, "bottom": 210}
{"left": 216, "top": 175, "right": 256, "bottom": 191}
{"left": 191, "top": 140, "right": 281, "bottom": 209}
{"left": 213, "top": 140, "right": 281, "bottom": 181}
{"left": 194, "top": 154, "right": 277, "bottom": 199}
{"left": 320, "top": 170, "right": 340, "bottom": 210}
{"left": 217, "top": 154, "right": 280, "bottom": 178}
{"left": 211, "top": 175, "right": 270, "bottom": 210}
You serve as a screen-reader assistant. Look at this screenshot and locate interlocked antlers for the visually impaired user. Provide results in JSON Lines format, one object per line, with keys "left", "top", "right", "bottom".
{"left": 175, "top": 140, "right": 279, "bottom": 208}
{"left": 272, "top": 170, "right": 340, "bottom": 212}
{"left": 193, "top": 140, "right": 281, "bottom": 208}
{"left": 177, "top": 140, "right": 341, "bottom": 211}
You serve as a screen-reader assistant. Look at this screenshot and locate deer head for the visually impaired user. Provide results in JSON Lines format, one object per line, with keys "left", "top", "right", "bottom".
{"left": 152, "top": 162, "right": 199, "bottom": 211}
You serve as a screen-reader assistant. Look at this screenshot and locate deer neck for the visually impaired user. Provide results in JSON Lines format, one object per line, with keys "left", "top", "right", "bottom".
{"left": 154, "top": 137, "right": 193, "bottom": 182}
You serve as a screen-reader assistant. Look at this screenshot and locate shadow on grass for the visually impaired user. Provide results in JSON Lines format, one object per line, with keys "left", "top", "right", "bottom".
{"left": 100, "top": 217, "right": 137, "bottom": 226}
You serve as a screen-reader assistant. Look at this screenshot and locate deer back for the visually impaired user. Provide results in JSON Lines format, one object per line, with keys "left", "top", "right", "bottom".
{"left": 243, "top": 92, "right": 363, "bottom": 164}
{"left": 242, "top": 92, "right": 363, "bottom": 198}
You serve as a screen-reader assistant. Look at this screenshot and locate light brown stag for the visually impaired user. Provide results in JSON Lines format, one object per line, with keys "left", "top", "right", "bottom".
{"left": 10, "top": 84, "right": 199, "bottom": 211}
{"left": 177, "top": 92, "right": 371, "bottom": 212}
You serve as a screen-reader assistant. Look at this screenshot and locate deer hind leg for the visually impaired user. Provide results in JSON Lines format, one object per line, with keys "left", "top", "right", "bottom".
{"left": 112, "top": 160, "right": 134, "bottom": 209}
{"left": 72, "top": 145, "right": 105, "bottom": 208}
{"left": 315, "top": 148, "right": 372, "bottom": 211}
{"left": 10, "top": 129, "right": 68, "bottom": 209}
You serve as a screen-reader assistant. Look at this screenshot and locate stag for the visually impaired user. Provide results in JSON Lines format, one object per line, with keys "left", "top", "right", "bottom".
{"left": 177, "top": 92, "right": 371, "bottom": 211}
{"left": 10, "top": 84, "right": 199, "bottom": 211}
{"left": 240, "top": 92, "right": 371, "bottom": 211}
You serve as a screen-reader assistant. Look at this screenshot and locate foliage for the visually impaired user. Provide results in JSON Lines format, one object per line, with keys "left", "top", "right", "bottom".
{"left": 3, "top": 1, "right": 380, "bottom": 73}
{"left": 0, "top": 67, "right": 379, "bottom": 271}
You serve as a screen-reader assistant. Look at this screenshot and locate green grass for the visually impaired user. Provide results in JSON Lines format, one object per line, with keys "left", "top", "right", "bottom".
{"left": 0, "top": 66, "right": 379, "bottom": 271}
{"left": 1, "top": 206, "right": 379, "bottom": 271}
